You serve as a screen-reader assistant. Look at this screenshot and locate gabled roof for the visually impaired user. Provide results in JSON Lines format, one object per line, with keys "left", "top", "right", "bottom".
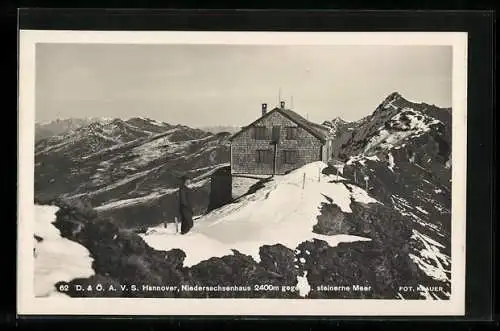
{"left": 229, "top": 107, "right": 330, "bottom": 143}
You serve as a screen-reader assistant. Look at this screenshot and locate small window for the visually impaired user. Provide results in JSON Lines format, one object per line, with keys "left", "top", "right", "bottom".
{"left": 283, "top": 150, "right": 298, "bottom": 164}
{"left": 254, "top": 126, "right": 268, "bottom": 140}
{"left": 256, "top": 149, "right": 273, "bottom": 164}
{"left": 285, "top": 127, "right": 298, "bottom": 140}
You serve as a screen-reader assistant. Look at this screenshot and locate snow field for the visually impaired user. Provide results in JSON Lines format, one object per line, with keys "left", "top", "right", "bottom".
{"left": 34, "top": 205, "right": 95, "bottom": 298}
{"left": 141, "top": 161, "right": 375, "bottom": 268}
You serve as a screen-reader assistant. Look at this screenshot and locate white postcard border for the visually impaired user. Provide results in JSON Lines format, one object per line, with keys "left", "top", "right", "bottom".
{"left": 17, "top": 30, "right": 467, "bottom": 316}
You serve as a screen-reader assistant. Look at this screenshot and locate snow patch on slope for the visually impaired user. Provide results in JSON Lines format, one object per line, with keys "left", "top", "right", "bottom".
{"left": 409, "top": 230, "right": 450, "bottom": 283}
{"left": 34, "top": 205, "right": 94, "bottom": 297}
{"left": 296, "top": 271, "right": 311, "bottom": 297}
{"left": 94, "top": 189, "right": 177, "bottom": 211}
{"left": 387, "top": 153, "right": 395, "bottom": 172}
{"left": 129, "top": 132, "right": 181, "bottom": 167}
{"left": 128, "top": 130, "right": 215, "bottom": 167}
{"left": 69, "top": 164, "right": 164, "bottom": 199}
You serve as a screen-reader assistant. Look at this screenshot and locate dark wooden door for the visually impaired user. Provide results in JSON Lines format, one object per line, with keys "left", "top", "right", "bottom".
{"left": 271, "top": 126, "right": 280, "bottom": 174}
{"left": 207, "top": 166, "right": 232, "bottom": 212}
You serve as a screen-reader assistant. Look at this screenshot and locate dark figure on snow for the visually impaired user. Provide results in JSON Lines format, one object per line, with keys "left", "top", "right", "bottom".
{"left": 179, "top": 175, "right": 194, "bottom": 234}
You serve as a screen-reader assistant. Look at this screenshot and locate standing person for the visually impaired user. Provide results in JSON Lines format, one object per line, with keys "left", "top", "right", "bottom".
{"left": 179, "top": 175, "right": 194, "bottom": 234}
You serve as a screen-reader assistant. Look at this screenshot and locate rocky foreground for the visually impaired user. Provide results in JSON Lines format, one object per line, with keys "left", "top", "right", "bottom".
{"left": 46, "top": 179, "right": 446, "bottom": 300}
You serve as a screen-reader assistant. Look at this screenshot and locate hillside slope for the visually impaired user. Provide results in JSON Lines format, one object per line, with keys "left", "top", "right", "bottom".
{"left": 325, "top": 92, "right": 452, "bottom": 298}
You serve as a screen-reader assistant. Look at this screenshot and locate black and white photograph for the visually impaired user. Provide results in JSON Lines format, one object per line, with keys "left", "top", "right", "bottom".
{"left": 18, "top": 30, "right": 467, "bottom": 316}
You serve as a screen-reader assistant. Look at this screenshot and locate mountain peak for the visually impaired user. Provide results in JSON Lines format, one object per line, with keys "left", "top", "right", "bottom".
{"left": 332, "top": 116, "right": 347, "bottom": 124}
{"left": 381, "top": 92, "right": 403, "bottom": 108}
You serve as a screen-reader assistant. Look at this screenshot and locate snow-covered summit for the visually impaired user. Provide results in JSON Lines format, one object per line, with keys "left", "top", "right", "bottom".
{"left": 330, "top": 92, "right": 451, "bottom": 163}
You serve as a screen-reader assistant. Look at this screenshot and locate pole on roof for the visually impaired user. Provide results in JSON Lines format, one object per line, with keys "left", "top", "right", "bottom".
{"left": 291, "top": 96, "right": 294, "bottom": 109}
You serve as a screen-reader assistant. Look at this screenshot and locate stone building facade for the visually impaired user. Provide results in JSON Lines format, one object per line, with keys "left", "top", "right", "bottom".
{"left": 230, "top": 102, "right": 333, "bottom": 175}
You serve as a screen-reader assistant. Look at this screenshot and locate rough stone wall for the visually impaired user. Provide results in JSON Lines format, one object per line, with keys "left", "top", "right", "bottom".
{"left": 231, "top": 111, "right": 324, "bottom": 175}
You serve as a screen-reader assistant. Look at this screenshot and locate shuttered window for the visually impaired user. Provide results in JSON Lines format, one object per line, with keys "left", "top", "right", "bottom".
{"left": 271, "top": 126, "right": 281, "bottom": 142}
{"left": 256, "top": 149, "right": 273, "bottom": 164}
{"left": 285, "top": 127, "right": 298, "bottom": 140}
{"left": 283, "top": 150, "right": 298, "bottom": 164}
{"left": 254, "top": 126, "right": 268, "bottom": 140}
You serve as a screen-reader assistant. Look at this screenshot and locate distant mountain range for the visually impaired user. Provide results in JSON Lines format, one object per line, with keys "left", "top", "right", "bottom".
{"left": 35, "top": 117, "right": 108, "bottom": 141}
{"left": 198, "top": 125, "right": 241, "bottom": 135}
{"left": 36, "top": 119, "right": 242, "bottom": 141}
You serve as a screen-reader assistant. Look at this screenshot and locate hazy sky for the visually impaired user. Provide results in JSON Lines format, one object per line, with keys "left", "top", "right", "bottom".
{"left": 36, "top": 44, "right": 452, "bottom": 127}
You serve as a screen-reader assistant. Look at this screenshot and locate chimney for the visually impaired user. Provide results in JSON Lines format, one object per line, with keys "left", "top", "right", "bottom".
{"left": 280, "top": 100, "right": 285, "bottom": 109}
{"left": 261, "top": 103, "right": 268, "bottom": 116}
